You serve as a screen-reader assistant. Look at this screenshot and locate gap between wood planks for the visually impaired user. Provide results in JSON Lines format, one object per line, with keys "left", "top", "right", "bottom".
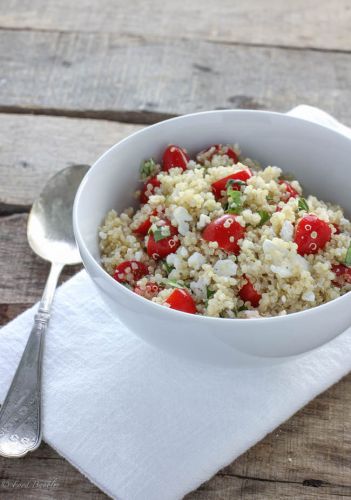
{"left": 0, "top": 104, "right": 176, "bottom": 126}
{"left": 216, "top": 472, "right": 349, "bottom": 490}
{"left": 0, "top": 203, "right": 31, "bottom": 217}
{"left": 0, "top": 25, "right": 350, "bottom": 56}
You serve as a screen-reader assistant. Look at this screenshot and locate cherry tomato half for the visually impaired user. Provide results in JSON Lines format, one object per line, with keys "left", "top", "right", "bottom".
{"left": 165, "top": 288, "right": 197, "bottom": 314}
{"left": 294, "top": 214, "right": 331, "bottom": 255}
{"left": 202, "top": 214, "right": 245, "bottom": 254}
{"left": 162, "top": 145, "right": 189, "bottom": 172}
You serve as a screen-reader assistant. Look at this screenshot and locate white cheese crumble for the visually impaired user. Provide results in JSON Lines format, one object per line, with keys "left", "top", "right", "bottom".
{"left": 263, "top": 238, "right": 309, "bottom": 278}
{"left": 188, "top": 252, "right": 205, "bottom": 270}
{"left": 197, "top": 213, "right": 211, "bottom": 230}
{"left": 243, "top": 310, "right": 262, "bottom": 319}
{"left": 190, "top": 276, "right": 209, "bottom": 299}
{"left": 280, "top": 220, "right": 294, "bottom": 242}
{"left": 173, "top": 206, "right": 192, "bottom": 235}
{"left": 302, "top": 290, "right": 315, "bottom": 302}
{"left": 166, "top": 253, "right": 181, "bottom": 269}
{"left": 213, "top": 259, "right": 238, "bottom": 277}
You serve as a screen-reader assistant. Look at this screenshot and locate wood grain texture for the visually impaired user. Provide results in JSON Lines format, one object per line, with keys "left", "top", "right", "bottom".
{"left": 1, "top": 30, "right": 351, "bottom": 126}
{"left": 0, "top": 114, "right": 142, "bottom": 207}
{"left": 0, "top": 0, "right": 350, "bottom": 52}
{"left": 0, "top": 215, "right": 81, "bottom": 303}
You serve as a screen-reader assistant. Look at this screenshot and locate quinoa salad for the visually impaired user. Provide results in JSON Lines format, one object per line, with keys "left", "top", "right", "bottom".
{"left": 99, "top": 143, "right": 351, "bottom": 318}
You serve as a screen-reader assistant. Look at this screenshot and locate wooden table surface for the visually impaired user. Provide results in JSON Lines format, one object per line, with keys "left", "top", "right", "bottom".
{"left": 0, "top": 1, "right": 351, "bottom": 498}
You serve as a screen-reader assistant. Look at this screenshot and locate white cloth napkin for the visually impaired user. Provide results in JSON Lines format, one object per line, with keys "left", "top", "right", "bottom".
{"left": 1, "top": 106, "right": 350, "bottom": 500}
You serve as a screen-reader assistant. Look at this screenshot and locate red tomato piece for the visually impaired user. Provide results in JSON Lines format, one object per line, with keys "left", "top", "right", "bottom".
{"left": 294, "top": 214, "right": 332, "bottom": 255}
{"left": 239, "top": 276, "right": 262, "bottom": 308}
{"left": 211, "top": 169, "right": 252, "bottom": 200}
{"left": 134, "top": 281, "right": 161, "bottom": 298}
{"left": 162, "top": 145, "right": 189, "bottom": 172}
{"left": 133, "top": 210, "right": 158, "bottom": 236}
{"left": 197, "top": 144, "right": 238, "bottom": 164}
{"left": 278, "top": 180, "right": 299, "bottom": 201}
{"left": 331, "top": 264, "right": 351, "bottom": 287}
{"left": 202, "top": 214, "right": 245, "bottom": 254}
{"left": 165, "top": 288, "right": 197, "bottom": 314}
{"left": 147, "top": 220, "right": 180, "bottom": 260}
{"left": 140, "top": 176, "right": 161, "bottom": 204}
{"left": 114, "top": 260, "right": 148, "bottom": 285}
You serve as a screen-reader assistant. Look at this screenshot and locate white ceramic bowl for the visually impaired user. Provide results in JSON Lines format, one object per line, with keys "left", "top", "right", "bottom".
{"left": 73, "top": 110, "right": 351, "bottom": 366}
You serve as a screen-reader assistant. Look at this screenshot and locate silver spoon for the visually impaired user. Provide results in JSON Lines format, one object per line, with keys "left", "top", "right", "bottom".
{"left": 0, "top": 164, "right": 89, "bottom": 458}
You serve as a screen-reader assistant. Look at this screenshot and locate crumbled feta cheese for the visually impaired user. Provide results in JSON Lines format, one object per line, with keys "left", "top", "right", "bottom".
{"left": 178, "top": 246, "right": 189, "bottom": 258}
{"left": 270, "top": 264, "right": 293, "bottom": 278}
{"left": 188, "top": 252, "right": 205, "bottom": 270}
{"left": 213, "top": 259, "right": 238, "bottom": 277}
{"left": 190, "top": 276, "right": 209, "bottom": 299}
{"left": 263, "top": 238, "right": 309, "bottom": 278}
{"left": 280, "top": 220, "right": 294, "bottom": 242}
{"left": 166, "top": 253, "right": 181, "bottom": 269}
{"left": 173, "top": 206, "right": 192, "bottom": 235}
{"left": 243, "top": 310, "right": 262, "bottom": 319}
{"left": 197, "top": 213, "right": 211, "bottom": 230}
{"left": 302, "top": 290, "right": 315, "bottom": 302}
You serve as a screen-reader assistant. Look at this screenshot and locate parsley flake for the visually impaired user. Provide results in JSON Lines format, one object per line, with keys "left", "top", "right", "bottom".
{"left": 152, "top": 225, "right": 171, "bottom": 242}
{"left": 140, "top": 158, "right": 156, "bottom": 179}
{"left": 163, "top": 262, "right": 175, "bottom": 275}
{"left": 258, "top": 210, "right": 270, "bottom": 226}
{"left": 226, "top": 188, "right": 243, "bottom": 214}
{"left": 162, "top": 278, "right": 188, "bottom": 289}
{"left": 298, "top": 197, "right": 309, "bottom": 212}
{"left": 226, "top": 179, "right": 246, "bottom": 189}
{"left": 345, "top": 241, "right": 351, "bottom": 267}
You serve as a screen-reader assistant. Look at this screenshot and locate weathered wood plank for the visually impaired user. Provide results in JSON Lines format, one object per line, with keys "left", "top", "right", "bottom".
{"left": 0, "top": 0, "right": 350, "bottom": 52}
{"left": 0, "top": 443, "right": 107, "bottom": 499}
{"left": 0, "top": 31, "right": 351, "bottom": 126}
{"left": 0, "top": 214, "right": 80, "bottom": 303}
{"left": 0, "top": 114, "right": 142, "bottom": 207}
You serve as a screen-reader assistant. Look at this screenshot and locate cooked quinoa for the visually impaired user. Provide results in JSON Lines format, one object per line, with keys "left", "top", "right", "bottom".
{"left": 99, "top": 143, "right": 351, "bottom": 318}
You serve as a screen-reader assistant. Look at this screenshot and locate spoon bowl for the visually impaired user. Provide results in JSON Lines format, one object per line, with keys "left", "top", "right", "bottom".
{"left": 28, "top": 165, "right": 88, "bottom": 264}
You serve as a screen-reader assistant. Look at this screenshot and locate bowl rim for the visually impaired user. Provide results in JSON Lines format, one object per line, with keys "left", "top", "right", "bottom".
{"left": 73, "top": 108, "right": 351, "bottom": 324}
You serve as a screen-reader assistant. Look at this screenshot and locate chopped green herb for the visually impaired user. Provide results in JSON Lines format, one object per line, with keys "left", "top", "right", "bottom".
{"left": 226, "top": 179, "right": 246, "bottom": 189}
{"left": 204, "top": 288, "right": 215, "bottom": 307}
{"left": 233, "top": 305, "right": 247, "bottom": 317}
{"left": 163, "top": 262, "right": 175, "bottom": 275}
{"left": 298, "top": 197, "right": 309, "bottom": 212}
{"left": 226, "top": 188, "right": 243, "bottom": 214}
{"left": 258, "top": 210, "right": 270, "bottom": 226}
{"left": 140, "top": 158, "right": 156, "bottom": 179}
{"left": 152, "top": 225, "right": 171, "bottom": 242}
{"left": 266, "top": 194, "right": 274, "bottom": 202}
{"left": 345, "top": 241, "right": 351, "bottom": 267}
{"left": 162, "top": 278, "right": 188, "bottom": 289}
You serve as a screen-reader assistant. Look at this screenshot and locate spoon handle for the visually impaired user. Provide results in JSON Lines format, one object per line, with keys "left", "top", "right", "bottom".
{"left": 0, "top": 262, "right": 63, "bottom": 457}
